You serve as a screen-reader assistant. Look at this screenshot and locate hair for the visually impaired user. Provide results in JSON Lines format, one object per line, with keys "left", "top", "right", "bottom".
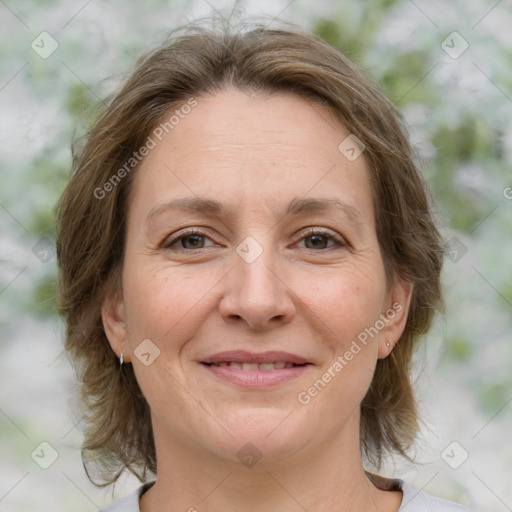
{"left": 56, "top": 17, "right": 444, "bottom": 486}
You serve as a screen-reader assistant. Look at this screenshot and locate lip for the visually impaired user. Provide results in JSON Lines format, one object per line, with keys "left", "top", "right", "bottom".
{"left": 200, "top": 350, "right": 313, "bottom": 388}
{"left": 201, "top": 350, "right": 311, "bottom": 365}
{"left": 201, "top": 362, "right": 312, "bottom": 388}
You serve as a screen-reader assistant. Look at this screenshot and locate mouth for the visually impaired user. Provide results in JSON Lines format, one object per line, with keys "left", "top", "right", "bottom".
{"left": 203, "top": 361, "right": 304, "bottom": 370}
{"left": 201, "top": 350, "right": 312, "bottom": 366}
{"left": 200, "top": 350, "right": 313, "bottom": 387}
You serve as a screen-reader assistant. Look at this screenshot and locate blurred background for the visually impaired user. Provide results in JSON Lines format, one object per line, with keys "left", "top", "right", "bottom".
{"left": 1, "top": 0, "right": 511, "bottom": 510}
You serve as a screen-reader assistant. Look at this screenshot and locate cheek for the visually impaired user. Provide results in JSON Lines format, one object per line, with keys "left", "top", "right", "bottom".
{"left": 123, "top": 265, "right": 207, "bottom": 344}
{"left": 298, "top": 266, "right": 386, "bottom": 339}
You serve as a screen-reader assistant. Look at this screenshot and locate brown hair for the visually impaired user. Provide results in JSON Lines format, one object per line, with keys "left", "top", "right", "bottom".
{"left": 56, "top": 19, "right": 444, "bottom": 486}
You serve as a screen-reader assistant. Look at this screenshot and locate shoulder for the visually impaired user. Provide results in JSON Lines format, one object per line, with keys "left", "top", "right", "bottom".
{"left": 400, "top": 480, "right": 476, "bottom": 511}
{"left": 367, "top": 473, "right": 475, "bottom": 512}
{"left": 99, "top": 479, "right": 477, "bottom": 512}
{"left": 101, "top": 483, "right": 153, "bottom": 512}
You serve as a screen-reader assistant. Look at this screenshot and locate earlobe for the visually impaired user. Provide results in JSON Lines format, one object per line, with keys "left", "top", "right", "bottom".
{"left": 101, "top": 292, "right": 131, "bottom": 363}
{"left": 377, "top": 279, "right": 413, "bottom": 359}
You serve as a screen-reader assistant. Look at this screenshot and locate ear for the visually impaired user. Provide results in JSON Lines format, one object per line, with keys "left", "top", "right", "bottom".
{"left": 377, "top": 278, "right": 413, "bottom": 359}
{"left": 101, "top": 287, "right": 131, "bottom": 363}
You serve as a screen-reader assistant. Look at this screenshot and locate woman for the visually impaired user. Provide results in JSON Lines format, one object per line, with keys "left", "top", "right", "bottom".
{"left": 56, "top": 19, "right": 476, "bottom": 512}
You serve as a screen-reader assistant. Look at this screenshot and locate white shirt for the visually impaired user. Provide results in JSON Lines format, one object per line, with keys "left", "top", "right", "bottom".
{"left": 102, "top": 479, "right": 476, "bottom": 511}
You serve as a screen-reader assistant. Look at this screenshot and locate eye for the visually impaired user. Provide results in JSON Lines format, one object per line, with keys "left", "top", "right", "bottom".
{"left": 162, "top": 229, "right": 216, "bottom": 251}
{"left": 160, "top": 227, "right": 346, "bottom": 252}
{"left": 295, "top": 229, "right": 346, "bottom": 250}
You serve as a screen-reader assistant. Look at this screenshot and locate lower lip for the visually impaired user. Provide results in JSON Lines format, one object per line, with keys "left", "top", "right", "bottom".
{"left": 201, "top": 363, "right": 312, "bottom": 387}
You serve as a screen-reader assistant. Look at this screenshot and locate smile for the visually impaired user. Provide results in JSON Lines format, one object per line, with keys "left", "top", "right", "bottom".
{"left": 206, "top": 361, "right": 299, "bottom": 370}
{"left": 200, "top": 362, "right": 312, "bottom": 388}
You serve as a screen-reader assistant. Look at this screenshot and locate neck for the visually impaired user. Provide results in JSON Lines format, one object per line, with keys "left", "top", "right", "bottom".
{"left": 139, "top": 413, "right": 402, "bottom": 512}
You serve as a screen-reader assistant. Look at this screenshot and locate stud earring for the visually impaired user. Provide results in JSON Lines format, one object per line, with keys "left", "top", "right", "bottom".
{"left": 386, "top": 341, "right": 391, "bottom": 348}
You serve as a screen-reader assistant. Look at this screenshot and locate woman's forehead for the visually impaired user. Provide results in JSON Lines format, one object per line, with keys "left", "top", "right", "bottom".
{"left": 131, "top": 88, "right": 373, "bottom": 217}
{"left": 162, "top": 88, "right": 345, "bottom": 147}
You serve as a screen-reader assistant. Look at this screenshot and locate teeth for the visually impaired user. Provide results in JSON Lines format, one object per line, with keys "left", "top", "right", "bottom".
{"left": 210, "top": 361, "right": 297, "bottom": 370}
{"left": 242, "top": 363, "right": 259, "bottom": 371}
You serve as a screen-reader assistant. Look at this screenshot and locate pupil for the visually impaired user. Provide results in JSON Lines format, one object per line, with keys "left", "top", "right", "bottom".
{"left": 307, "top": 235, "right": 326, "bottom": 249}
{"left": 183, "top": 235, "right": 203, "bottom": 249}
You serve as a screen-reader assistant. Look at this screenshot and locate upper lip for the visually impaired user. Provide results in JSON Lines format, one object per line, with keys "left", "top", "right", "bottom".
{"left": 201, "top": 350, "right": 311, "bottom": 365}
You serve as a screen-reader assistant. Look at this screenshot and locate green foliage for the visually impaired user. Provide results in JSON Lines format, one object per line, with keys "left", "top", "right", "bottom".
{"left": 65, "top": 82, "right": 94, "bottom": 117}
{"left": 32, "top": 274, "right": 58, "bottom": 317}
{"left": 379, "top": 51, "right": 439, "bottom": 106}
{"left": 314, "top": 1, "right": 400, "bottom": 64}
{"left": 477, "top": 381, "right": 511, "bottom": 415}
{"left": 446, "top": 336, "right": 472, "bottom": 362}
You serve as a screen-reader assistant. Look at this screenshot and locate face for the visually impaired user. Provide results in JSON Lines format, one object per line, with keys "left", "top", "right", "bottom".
{"left": 102, "top": 88, "right": 411, "bottom": 467}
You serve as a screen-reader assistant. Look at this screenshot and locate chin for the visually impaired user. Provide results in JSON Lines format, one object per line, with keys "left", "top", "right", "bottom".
{"left": 201, "top": 409, "right": 313, "bottom": 466}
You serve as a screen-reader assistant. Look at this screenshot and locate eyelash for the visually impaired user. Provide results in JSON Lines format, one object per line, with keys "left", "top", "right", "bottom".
{"left": 161, "top": 227, "right": 347, "bottom": 252}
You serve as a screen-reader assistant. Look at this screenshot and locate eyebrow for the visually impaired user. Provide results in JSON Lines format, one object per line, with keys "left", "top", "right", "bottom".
{"left": 145, "top": 196, "right": 363, "bottom": 225}
{"left": 287, "top": 197, "right": 362, "bottom": 223}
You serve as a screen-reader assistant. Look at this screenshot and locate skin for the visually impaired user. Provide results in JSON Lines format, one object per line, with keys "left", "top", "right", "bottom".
{"left": 102, "top": 88, "right": 413, "bottom": 512}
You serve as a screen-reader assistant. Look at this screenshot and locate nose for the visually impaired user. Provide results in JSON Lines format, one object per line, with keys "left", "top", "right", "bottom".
{"left": 218, "top": 241, "right": 296, "bottom": 331}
